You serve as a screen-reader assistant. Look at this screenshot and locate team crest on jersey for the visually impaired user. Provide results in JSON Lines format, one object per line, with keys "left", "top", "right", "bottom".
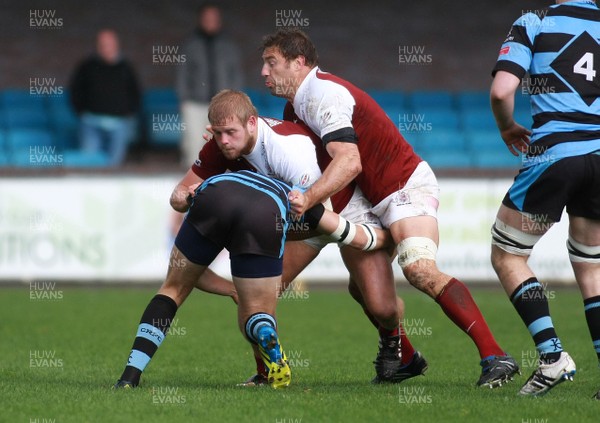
{"left": 263, "top": 117, "right": 283, "bottom": 127}
{"left": 298, "top": 173, "right": 311, "bottom": 187}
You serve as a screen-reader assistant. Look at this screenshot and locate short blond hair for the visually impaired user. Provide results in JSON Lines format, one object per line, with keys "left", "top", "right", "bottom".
{"left": 208, "top": 90, "right": 258, "bottom": 126}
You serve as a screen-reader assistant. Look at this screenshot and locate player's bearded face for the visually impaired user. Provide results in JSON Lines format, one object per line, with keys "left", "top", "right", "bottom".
{"left": 212, "top": 118, "right": 252, "bottom": 159}
{"left": 261, "top": 47, "right": 295, "bottom": 98}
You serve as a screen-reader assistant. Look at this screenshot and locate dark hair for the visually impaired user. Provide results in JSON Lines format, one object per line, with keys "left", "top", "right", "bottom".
{"left": 261, "top": 28, "right": 318, "bottom": 67}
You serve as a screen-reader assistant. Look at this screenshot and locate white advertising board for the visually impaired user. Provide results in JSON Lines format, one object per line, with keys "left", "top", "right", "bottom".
{"left": 0, "top": 177, "right": 574, "bottom": 283}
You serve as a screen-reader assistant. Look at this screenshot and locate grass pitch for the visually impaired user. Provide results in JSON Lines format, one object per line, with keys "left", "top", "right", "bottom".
{"left": 1, "top": 284, "right": 598, "bottom": 422}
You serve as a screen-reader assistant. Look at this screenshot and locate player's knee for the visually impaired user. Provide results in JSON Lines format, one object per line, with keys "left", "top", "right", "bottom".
{"left": 396, "top": 237, "right": 438, "bottom": 289}
{"left": 371, "top": 302, "right": 398, "bottom": 325}
{"left": 491, "top": 218, "right": 540, "bottom": 258}
{"left": 567, "top": 236, "right": 600, "bottom": 263}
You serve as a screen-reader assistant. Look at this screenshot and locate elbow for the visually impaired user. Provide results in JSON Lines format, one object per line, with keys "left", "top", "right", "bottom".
{"left": 350, "top": 152, "right": 362, "bottom": 177}
{"left": 169, "top": 190, "right": 189, "bottom": 213}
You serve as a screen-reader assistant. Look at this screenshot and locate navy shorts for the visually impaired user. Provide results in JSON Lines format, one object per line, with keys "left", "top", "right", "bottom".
{"left": 174, "top": 179, "right": 286, "bottom": 278}
{"left": 503, "top": 152, "right": 600, "bottom": 222}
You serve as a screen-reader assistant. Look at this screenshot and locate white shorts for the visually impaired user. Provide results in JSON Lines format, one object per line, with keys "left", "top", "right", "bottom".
{"left": 371, "top": 161, "right": 440, "bottom": 228}
{"left": 302, "top": 185, "right": 382, "bottom": 250}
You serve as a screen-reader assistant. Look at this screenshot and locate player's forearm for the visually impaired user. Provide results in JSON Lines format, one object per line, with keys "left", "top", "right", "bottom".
{"left": 317, "top": 209, "right": 388, "bottom": 251}
{"left": 305, "top": 150, "right": 361, "bottom": 209}
{"left": 491, "top": 93, "right": 515, "bottom": 131}
{"left": 490, "top": 71, "right": 520, "bottom": 131}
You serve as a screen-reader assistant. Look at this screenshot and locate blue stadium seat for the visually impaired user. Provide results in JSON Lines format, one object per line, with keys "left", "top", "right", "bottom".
{"left": 49, "top": 105, "right": 78, "bottom": 131}
{"left": 245, "top": 88, "right": 269, "bottom": 110}
{"left": 6, "top": 107, "right": 49, "bottom": 129}
{"left": 0, "top": 89, "right": 46, "bottom": 110}
{"left": 367, "top": 90, "right": 405, "bottom": 108}
{"left": 464, "top": 129, "right": 507, "bottom": 153}
{"left": 0, "top": 130, "right": 6, "bottom": 161}
{"left": 62, "top": 150, "right": 110, "bottom": 167}
{"left": 472, "top": 150, "right": 522, "bottom": 169}
{"left": 54, "top": 128, "right": 79, "bottom": 151}
{"left": 460, "top": 108, "right": 498, "bottom": 131}
{"left": 514, "top": 108, "right": 534, "bottom": 129}
{"left": 413, "top": 129, "right": 467, "bottom": 152}
{"left": 514, "top": 92, "right": 531, "bottom": 111}
{"left": 0, "top": 154, "right": 10, "bottom": 167}
{"left": 7, "top": 129, "right": 59, "bottom": 167}
{"left": 420, "top": 151, "right": 473, "bottom": 168}
{"left": 7, "top": 128, "right": 55, "bottom": 152}
{"left": 407, "top": 91, "right": 454, "bottom": 110}
{"left": 456, "top": 91, "right": 490, "bottom": 111}
{"left": 257, "top": 96, "right": 288, "bottom": 119}
{"left": 145, "top": 106, "right": 183, "bottom": 146}
{"left": 419, "top": 110, "right": 460, "bottom": 131}
{"left": 143, "top": 88, "right": 179, "bottom": 111}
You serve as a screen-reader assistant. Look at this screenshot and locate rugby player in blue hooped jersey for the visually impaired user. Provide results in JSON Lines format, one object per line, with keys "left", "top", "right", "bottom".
{"left": 490, "top": 0, "right": 600, "bottom": 397}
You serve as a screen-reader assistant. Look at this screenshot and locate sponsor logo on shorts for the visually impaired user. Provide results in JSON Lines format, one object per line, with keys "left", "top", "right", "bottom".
{"left": 392, "top": 191, "right": 411, "bottom": 206}
{"left": 499, "top": 46, "right": 510, "bottom": 55}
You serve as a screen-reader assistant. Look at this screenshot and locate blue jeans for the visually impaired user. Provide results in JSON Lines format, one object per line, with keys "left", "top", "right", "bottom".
{"left": 79, "top": 113, "right": 137, "bottom": 166}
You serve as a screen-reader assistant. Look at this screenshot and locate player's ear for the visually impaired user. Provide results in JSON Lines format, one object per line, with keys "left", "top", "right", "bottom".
{"left": 293, "top": 55, "right": 306, "bottom": 69}
{"left": 246, "top": 115, "right": 258, "bottom": 132}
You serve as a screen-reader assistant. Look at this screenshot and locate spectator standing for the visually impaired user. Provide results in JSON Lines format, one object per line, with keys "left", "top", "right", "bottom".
{"left": 176, "top": 3, "right": 244, "bottom": 167}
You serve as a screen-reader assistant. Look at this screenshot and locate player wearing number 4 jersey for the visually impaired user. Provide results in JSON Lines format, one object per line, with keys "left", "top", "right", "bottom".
{"left": 261, "top": 28, "right": 519, "bottom": 388}
{"left": 491, "top": 0, "right": 600, "bottom": 397}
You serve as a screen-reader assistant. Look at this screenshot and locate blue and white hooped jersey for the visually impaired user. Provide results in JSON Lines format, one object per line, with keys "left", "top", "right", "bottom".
{"left": 199, "top": 170, "right": 294, "bottom": 218}
{"left": 493, "top": 1, "right": 600, "bottom": 166}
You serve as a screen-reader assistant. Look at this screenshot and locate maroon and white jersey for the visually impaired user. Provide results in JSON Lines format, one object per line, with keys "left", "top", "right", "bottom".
{"left": 192, "top": 117, "right": 321, "bottom": 189}
{"left": 291, "top": 67, "right": 422, "bottom": 205}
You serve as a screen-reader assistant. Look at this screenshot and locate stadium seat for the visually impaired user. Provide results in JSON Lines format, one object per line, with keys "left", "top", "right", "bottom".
{"left": 245, "top": 88, "right": 269, "bottom": 110}
{"left": 5, "top": 107, "right": 50, "bottom": 129}
{"left": 472, "top": 150, "right": 522, "bottom": 169}
{"left": 420, "top": 150, "right": 473, "bottom": 168}
{"left": 417, "top": 109, "right": 460, "bottom": 131}
{"left": 406, "top": 91, "right": 454, "bottom": 110}
{"left": 0, "top": 130, "right": 7, "bottom": 163}
{"left": 7, "top": 129, "right": 59, "bottom": 168}
{"left": 0, "top": 89, "right": 46, "bottom": 110}
{"left": 49, "top": 105, "right": 78, "bottom": 132}
{"left": 456, "top": 91, "right": 490, "bottom": 111}
{"left": 413, "top": 129, "right": 467, "bottom": 152}
{"left": 145, "top": 106, "right": 183, "bottom": 146}
{"left": 143, "top": 88, "right": 179, "bottom": 111}
{"left": 257, "top": 96, "right": 288, "bottom": 119}
{"left": 514, "top": 108, "right": 534, "bottom": 129}
{"left": 6, "top": 128, "right": 55, "bottom": 152}
{"left": 368, "top": 90, "right": 405, "bottom": 108}
{"left": 62, "top": 150, "right": 110, "bottom": 167}
{"left": 464, "top": 129, "right": 505, "bottom": 152}
{"left": 460, "top": 108, "right": 498, "bottom": 131}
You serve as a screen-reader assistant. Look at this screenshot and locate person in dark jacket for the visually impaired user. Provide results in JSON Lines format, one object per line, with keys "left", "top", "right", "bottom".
{"left": 175, "top": 3, "right": 243, "bottom": 167}
{"left": 70, "top": 29, "right": 141, "bottom": 166}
